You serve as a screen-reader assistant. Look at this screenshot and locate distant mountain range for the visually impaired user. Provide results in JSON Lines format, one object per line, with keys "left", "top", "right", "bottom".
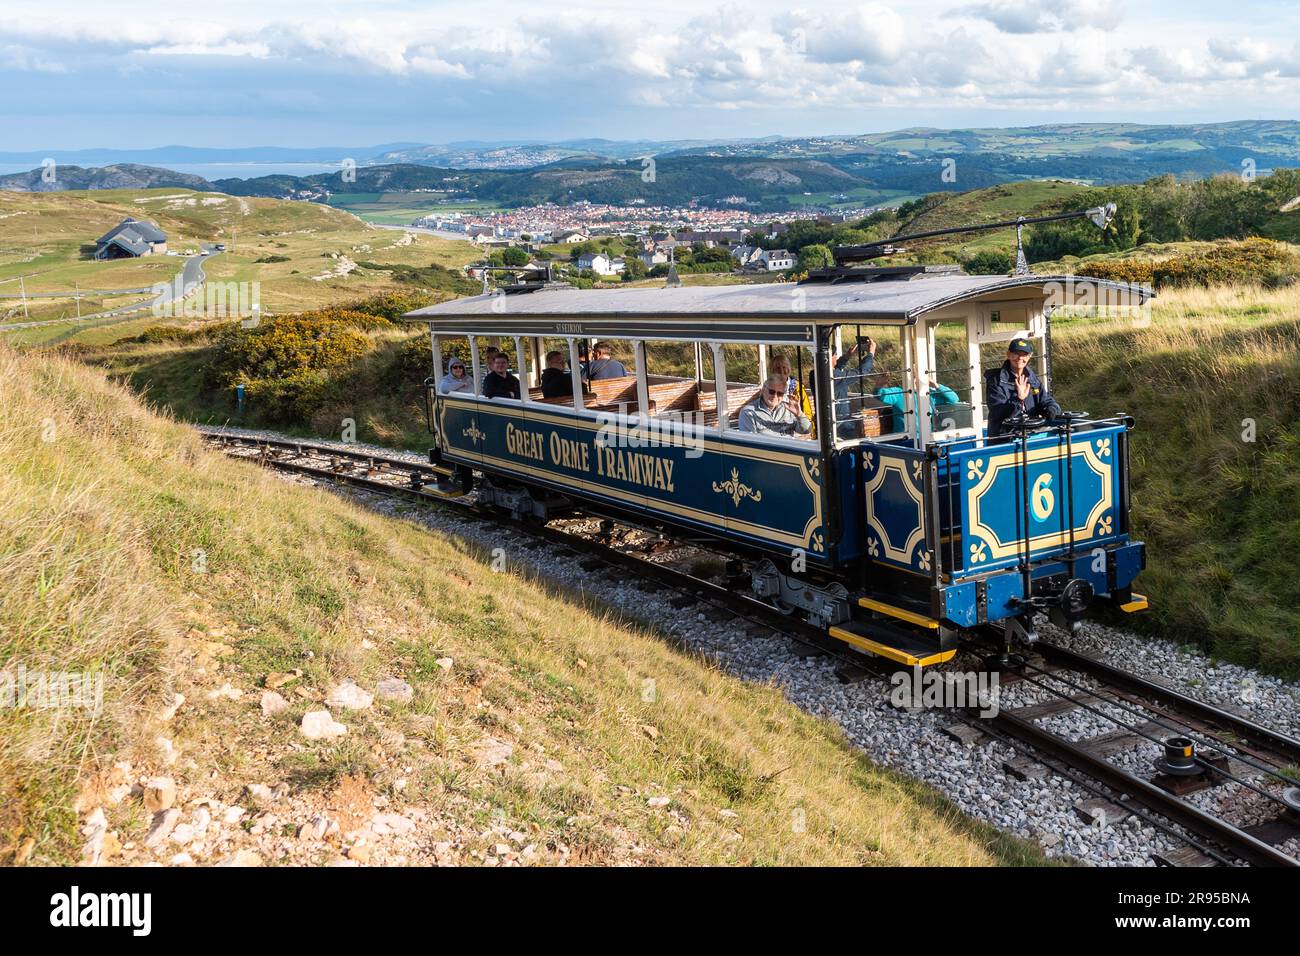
{"left": 0, "top": 163, "right": 211, "bottom": 192}
{"left": 4, "top": 121, "right": 1298, "bottom": 210}
{"left": 8, "top": 121, "right": 1299, "bottom": 171}
{"left": 0, "top": 144, "right": 422, "bottom": 167}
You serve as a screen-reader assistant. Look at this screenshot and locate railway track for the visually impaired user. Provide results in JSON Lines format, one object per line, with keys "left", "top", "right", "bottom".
{"left": 980, "top": 644, "right": 1300, "bottom": 867}
{"left": 198, "top": 427, "right": 1300, "bottom": 868}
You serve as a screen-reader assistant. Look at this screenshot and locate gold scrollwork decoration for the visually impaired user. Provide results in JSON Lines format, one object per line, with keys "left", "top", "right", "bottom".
{"left": 462, "top": 421, "right": 486, "bottom": 443}
{"left": 712, "top": 467, "right": 762, "bottom": 508}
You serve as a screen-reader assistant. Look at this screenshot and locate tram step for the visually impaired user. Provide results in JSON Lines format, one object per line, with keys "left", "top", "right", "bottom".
{"left": 1119, "top": 592, "right": 1149, "bottom": 613}
{"left": 857, "top": 596, "right": 941, "bottom": 631}
{"left": 828, "top": 619, "right": 957, "bottom": 668}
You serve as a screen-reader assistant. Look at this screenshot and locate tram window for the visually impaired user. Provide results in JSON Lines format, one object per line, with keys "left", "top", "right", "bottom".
{"left": 927, "top": 321, "right": 976, "bottom": 432}
{"left": 474, "top": 335, "right": 523, "bottom": 402}
{"left": 642, "top": 340, "right": 707, "bottom": 429}
{"left": 581, "top": 338, "right": 638, "bottom": 413}
{"left": 765, "top": 346, "right": 814, "bottom": 410}
{"left": 434, "top": 335, "right": 474, "bottom": 395}
{"left": 528, "top": 337, "right": 575, "bottom": 405}
{"left": 829, "top": 325, "right": 907, "bottom": 442}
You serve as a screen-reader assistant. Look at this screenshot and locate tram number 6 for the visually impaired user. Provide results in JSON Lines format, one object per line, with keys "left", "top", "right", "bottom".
{"left": 1031, "top": 474, "right": 1055, "bottom": 521}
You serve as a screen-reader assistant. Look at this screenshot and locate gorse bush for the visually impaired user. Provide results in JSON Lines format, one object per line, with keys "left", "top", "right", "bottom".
{"left": 205, "top": 314, "right": 371, "bottom": 419}
{"left": 341, "top": 291, "right": 450, "bottom": 322}
{"left": 1075, "top": 239, "right": 1297, "bottom": 289}
{"left": 1150, "top": 238, "right": 1296, "bottom": 288}
{"left": 1074, "top": 259, "right": 1156, "bottom": 285}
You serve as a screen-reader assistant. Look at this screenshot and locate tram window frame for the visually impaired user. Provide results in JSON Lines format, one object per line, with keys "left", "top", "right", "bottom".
{"left": 523, "top": 336, "right": 580, "bottom": 408}
{"left": 473, "top": 334, "right": 524, "bottom": 403}
{"left": 432, "top": 334, "right": 474, "bottom": 396}
{"left": 921, "top": 318, "right": 980, "bottom": 441}
{"left": 580, "top": 338, "right": 639, "bottom": 415}
{"left": 829, "top": 324, "right": 914, "bottom": 448}
{"left": 727, "top": 343, "right": 818, "bottom": 446}
{"left": 635, "top": 338, "right": 819, "bottom": 447}
{"left": 641, "top": 339, "right": 710, "bottom": 437}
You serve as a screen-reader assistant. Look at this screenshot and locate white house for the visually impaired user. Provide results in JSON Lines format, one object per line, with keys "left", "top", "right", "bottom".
{"left": 639, "top": 250, "right": 668, "bottom": 268}
{"left": 730, "top": 244, "right": 763, "bottom": 268}
{"left": 761, "top": 248, "right": 795, "bottom": 271}
{"left": 576, "top": 252, "right": 623, "bottom": 276}
{"left": 556, "top": 230, "right": 590, "bottom": 243}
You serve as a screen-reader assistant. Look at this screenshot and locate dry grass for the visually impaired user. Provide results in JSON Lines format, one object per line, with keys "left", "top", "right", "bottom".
{"left": 0, "top": 188, "right": 480, "bottom": 346}
{"left": 1051, "top": 283, "right": 1300, "bottom": 673}
{"left": 0, "top": 345, "right": 1038, "bottom": 866}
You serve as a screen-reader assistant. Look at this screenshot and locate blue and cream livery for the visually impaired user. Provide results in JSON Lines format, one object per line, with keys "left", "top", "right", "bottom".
{"left": 406, "top": 267, "right": 1152, "bottom": 668}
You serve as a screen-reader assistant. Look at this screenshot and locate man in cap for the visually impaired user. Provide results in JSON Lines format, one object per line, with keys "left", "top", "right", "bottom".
{"left": 985, "top": 337, "right": 1061, "bottom": 436}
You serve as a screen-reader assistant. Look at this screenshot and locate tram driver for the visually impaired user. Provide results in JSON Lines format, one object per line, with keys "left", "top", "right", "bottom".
{"left": 985, "top": 337, "right": 1061, "bottom": 435}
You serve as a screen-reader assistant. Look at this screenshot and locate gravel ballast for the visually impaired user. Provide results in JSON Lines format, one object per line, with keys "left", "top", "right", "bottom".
{"left": 207, "top": 428, "right": 1300, "bottom": 866}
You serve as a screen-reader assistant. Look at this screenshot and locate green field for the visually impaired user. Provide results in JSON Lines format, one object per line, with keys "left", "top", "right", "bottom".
{"left": 779, "top": 186, "right": 915, "bottom": 209}
{"left": 1, "top": 189, "right": 481, "bottom": 345}
{"left": 326, "top": 192, "right": 504, "bottom": 225}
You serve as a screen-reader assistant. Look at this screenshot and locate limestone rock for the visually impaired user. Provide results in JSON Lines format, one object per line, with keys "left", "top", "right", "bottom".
{"left": 326, "top": 680, "right": 373, "bottom": 711}
{"left": 301, "top": 709, "right": 348, "bottom": 740}
{"left": 375, "top": 678, "right": 413, "bottom": 704}
{"left": 143, "top": 777, "right": 177, "bottom": 813}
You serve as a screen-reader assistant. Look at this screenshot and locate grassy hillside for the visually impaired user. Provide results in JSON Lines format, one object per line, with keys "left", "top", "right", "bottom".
{"left": 0, "top": 345, "right": 1037, "bottom": 866}
{"left": 1051, "top": 284, "right": 1300, "bottom": 675}
{"left": 0, "top": 189, "right": 481, "bottom": 338}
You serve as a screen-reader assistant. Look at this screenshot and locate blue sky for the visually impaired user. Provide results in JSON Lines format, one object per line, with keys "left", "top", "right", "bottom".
{"left": 2, "top": 0, "right": 1298, "bottom": 149}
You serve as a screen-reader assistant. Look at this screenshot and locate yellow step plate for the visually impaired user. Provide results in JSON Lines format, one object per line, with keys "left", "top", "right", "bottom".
{"left": 828, "top": 625, "right": 957, "bottom": 668}
{"left": 1120, "top": 593, "right": 1149, "bottom": 613}
{"left": 422, "top": 485, "right": 466, "bottom": 499}
{"left": 858, "top": 596, "right": 940, "bottom": 630}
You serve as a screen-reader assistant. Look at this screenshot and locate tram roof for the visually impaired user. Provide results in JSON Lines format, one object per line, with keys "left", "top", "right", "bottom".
{"left": 403, "top": 273, "right": 1151, "bottom": 337}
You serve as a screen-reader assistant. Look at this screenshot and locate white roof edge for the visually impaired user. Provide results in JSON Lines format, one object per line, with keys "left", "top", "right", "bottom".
{"left": 402, "top": 274, "right": 1154, "bottom": 324}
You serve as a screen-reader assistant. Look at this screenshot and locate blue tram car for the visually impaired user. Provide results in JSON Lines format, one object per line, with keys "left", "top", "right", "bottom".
{"left": 405, "top": 265, "right": 1151, "bottom": 667}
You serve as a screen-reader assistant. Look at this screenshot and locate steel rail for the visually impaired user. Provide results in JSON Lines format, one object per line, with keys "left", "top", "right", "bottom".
{"left": 200, "top": 427, "right": 1299, "bottom": 867}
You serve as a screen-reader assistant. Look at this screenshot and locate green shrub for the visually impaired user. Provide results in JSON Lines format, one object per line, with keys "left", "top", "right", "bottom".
{"left": 1075, "top": 259, "right": 1156, "bottom": 285}
{"left": 255, "top": 254, "right": 291, "bottom": 263}
{"left": 127, "top": 323, "right": 235, "bottom": 345}
{"left": 964, "top": 250, "right": 1013, "bottom": 275}
{"left": 338, "top": 291, "right": 450, "bottom": 322}
{"left": 351, "top": 262, "right": 477, "bottom": 297}
{"left": 289, "top": 307, "right": 392, "bottom": 330}
{"left": 204, "top": 315, "right": 371, "bottom": 419}
{"left": 1152, "top": 238, "right": 1296, "bottom": 288}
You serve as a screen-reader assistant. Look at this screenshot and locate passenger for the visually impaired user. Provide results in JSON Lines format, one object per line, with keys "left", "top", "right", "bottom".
{"left": 875, "top": 376, "right": 960, "bottom": 434}
{"left": 481, "top": 352, "right": 521, "bottom": 400}
{"left": 738, "top": 373, "right": 812, "bottom": 438}
{"left": 438, "top": 357, "right": 472, "bottom": 394}
{"left": 540, "top": 350, "right": 571, "bottom": 399}
{"left": 985, "top": 337, "right": 1062, "bottom": 436}
{"left": 769, "top": 353, "right": 814, "bottom": 427}
{"left": 586, "top": 342, "right": 628, "bottom": 381}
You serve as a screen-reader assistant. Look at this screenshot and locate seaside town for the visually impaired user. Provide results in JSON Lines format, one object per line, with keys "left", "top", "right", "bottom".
{"left": 412, "top": 200, "right": 878, "bottom": 275}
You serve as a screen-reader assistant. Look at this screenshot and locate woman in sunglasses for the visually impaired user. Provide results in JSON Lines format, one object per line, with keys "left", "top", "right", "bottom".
{"left": 737, "top": 373, "right": 812, "bottom": 438}
{"left": 438, "top": 356, "right": 473, "bottom": 394}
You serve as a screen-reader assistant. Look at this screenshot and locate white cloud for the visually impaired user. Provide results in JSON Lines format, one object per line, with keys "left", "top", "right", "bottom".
{"left": 957, "top": 0, "right": 1124, "bottom": 34}
{"left": 0, "top": 1, "right": 1295, "bottom": 128}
